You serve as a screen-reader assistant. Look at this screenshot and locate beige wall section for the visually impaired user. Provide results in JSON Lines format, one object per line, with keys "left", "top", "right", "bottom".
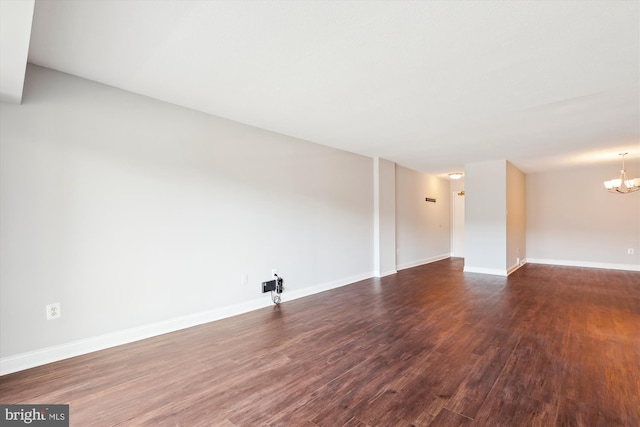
{"left": 506, "top": 162, "right": 526, "bottom": 272}
{"left": 526, "top": 162, "right": 640, "bottom": 270}
{"left": 396, "top": 165, "right": 451, "bottom": 270}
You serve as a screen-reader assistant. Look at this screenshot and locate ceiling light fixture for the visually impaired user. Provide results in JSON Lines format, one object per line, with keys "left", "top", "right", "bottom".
{"left": 448, "top": 172, "right": 464, "bottom": 180}
{"left": 604, "top": 153, "right": 640, "bottom": 194}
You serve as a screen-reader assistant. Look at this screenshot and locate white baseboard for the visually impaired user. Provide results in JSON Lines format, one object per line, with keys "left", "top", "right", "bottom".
{"left": 507, "top": 261, "right": 527, "bottom": 275}
{"left": 464, "top": 260, "right": 528, "bottom": 277}
{"left": 373, "top": 269, "right": 397, "bottom": 278}
{"left": 0, "top": 298, "right": 270, "bottom": 376}
{"left": 463, "top": 266, "right": 508, "bottom": 276}
{"left": 0, "top": 271, "right": 374, "bottom": 376}
{"left": 280, "top": 271, "right": 375, "bottom": 301}
{"left": 526, "top": 258, "right": 640, "bottom": 272}
{"left": 397, "top": 253, "right": 450, "bottom": 271}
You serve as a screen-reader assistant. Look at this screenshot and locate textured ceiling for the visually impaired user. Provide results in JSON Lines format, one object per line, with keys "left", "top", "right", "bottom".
{"left": 17, "top": 1, "right": 640, "bottom": 175}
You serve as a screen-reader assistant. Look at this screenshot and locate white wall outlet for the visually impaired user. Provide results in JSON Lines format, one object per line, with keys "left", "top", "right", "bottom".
{"left": 242, "top": 274, "right": 248, "bottom": 285}
{"left": 46, "top": 303, "right": 61, "bottom": 320}
{"left": 272, "top": 268, "right": 277, "bottom": 276}
{"left": 628, "top": 248, "right": 635, "bottom": 255}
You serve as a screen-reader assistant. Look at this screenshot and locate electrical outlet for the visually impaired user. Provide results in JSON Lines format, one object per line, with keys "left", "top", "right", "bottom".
{"left": 629, "top": 248, "right": 635, "bottom": 255}
{"left": 46, "top": 303, "right": 61, "bottom": 320}
{"left": 242, "top": 274, "right": 248, "bottom": 285}
{"left": 262, "top": 279, "right": 277, "bottom": 293}
{"left": 272, "top": 268, "right": 277, "bottom": 276}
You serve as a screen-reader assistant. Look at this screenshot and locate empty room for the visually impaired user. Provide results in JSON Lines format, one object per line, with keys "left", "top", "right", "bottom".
{"left": 1, "top": 1, "right": 639, "bottom": 426}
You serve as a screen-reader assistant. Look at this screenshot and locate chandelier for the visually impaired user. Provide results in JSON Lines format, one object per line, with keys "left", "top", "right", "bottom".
{"left": 603, "top": 153, "right": 640, "bottom": 194}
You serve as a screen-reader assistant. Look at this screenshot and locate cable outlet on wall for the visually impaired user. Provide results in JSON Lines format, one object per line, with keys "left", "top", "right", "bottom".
{"left": 628, "top": 248, "right": 635, "bottom": 255}
{"left": 272, "top": 268, "right": 277, "bottom": 277}
{"left": 46, "top": 303, "right": 61, "bottom": 320}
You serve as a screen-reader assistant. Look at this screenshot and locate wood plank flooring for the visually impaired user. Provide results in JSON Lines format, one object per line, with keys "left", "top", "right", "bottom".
{"left": 1, "top": 259, "right": 639, "bottom": 426}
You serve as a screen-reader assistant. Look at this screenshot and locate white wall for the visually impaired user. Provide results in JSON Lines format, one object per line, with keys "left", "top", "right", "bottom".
{"left": 0, "top": 65, "right": 374, "bottom": 371}
{"left": 527, "top": 162, "right": 640, "bottom": 270}
{"left": 373, "top": 158, "right": 396, "bottom": 277}
{"left": 0, "top": 0, "right": 34, "bottom": 104}
{"left": 450, "top": 177, "right": 465, "bottom": 194}
{"left": 464, "top": 160, "right": 507, "bottom": 274}
{"left": 395, "top": 165, "right": 450, "bottom": 269}
{"left": 506, "top": 162, "right": 526, "bottom": 272}
{"left": 450, "top": 177, "right": 465, "bottom": 257}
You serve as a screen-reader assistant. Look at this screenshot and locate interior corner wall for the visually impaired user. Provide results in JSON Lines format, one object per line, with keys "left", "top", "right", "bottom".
{"left": 395, "top": 165, "right": 450, "bottom": 270}
{"left": 506, "top": 162, "right": 526, "bottom": 272}
{"left": 526, "top": 162, "right": 640, "bottom": 270}
{"left": 373, "top": 158, "right": 396, "bottom": 277}
{"left": 464, "top": 160, "right": 507, "bottom": 275}
{"left": 0, "top": 65, "right": 375, "bottom": 370}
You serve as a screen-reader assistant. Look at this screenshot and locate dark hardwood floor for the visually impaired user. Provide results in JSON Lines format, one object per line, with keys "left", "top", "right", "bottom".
{"left": 1, "top": 259, "right": 639, "bottom": 426}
